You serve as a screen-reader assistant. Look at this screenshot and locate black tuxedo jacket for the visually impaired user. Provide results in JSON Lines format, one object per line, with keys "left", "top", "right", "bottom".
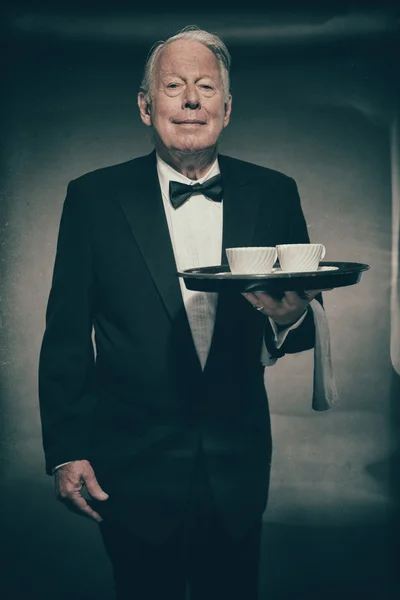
{"left": 39, "top": 151, "right": 316, "bottom": 542}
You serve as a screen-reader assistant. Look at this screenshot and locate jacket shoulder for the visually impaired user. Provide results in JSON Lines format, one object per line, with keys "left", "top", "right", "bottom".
{"left": 69, "top": 154, "right": 153, "bottom": 190}
{"left": 218, "top": 154, "right": 295, "bottom": 186}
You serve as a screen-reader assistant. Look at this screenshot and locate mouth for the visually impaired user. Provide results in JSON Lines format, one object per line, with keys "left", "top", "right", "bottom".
{"left": 172, "top": 120, "right": 206, "bottom": 125}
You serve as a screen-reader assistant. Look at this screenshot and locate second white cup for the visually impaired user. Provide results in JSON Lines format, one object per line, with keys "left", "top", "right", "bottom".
{"left": 276, "top": 243, "right": 326, "bottom": 272}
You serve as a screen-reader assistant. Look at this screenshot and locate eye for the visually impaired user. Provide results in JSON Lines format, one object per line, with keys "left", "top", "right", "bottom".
{"left": 198, "top": 83, "right": 217, "bottom": 96}
{"left": 166, "top": 83, "right": 180, "bottom": 89}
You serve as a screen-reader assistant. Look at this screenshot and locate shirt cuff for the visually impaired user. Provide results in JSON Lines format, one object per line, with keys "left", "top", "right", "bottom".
{"left": 268, "top": 309, "right": 308, "bottom": 349}
{"left": 260, "top": 310, "right": 308, "bottom": 367}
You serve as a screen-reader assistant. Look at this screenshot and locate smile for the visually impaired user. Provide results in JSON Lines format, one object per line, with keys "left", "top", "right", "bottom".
{"left": 173, "top": 121, "right": 206, "bottom": 125}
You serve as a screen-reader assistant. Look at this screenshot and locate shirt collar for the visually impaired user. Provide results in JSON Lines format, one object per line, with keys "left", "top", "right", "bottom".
{"left": 156, "top": 154, "right": 220, "bottom": 200}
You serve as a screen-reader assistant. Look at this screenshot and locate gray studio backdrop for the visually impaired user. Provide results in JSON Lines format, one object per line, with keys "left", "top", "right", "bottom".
{"left": 1, "top": 7, "right": 399, "bottom": 600}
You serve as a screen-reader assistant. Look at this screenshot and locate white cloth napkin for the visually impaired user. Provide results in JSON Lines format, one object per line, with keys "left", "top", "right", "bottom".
{"left": 309, "top": 299, "right": 338, "bottom": 411}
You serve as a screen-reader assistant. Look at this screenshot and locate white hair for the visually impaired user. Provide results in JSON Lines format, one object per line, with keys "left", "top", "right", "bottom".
{"left": 140, "top": 25, "right": 231, "bottom": 104}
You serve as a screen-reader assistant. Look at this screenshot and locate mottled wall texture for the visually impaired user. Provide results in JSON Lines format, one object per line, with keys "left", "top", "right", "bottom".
{"left": 1, "top": 4, "right": 399, "bottom": 600}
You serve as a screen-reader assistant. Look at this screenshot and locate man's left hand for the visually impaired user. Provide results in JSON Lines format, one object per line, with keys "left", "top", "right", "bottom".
{"left": 242, "top": 289, "right": 328, "bottom": 326}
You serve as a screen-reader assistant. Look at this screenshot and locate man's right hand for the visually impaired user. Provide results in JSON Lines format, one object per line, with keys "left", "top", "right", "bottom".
{"left": 54, "top": 459, "right": 109, "bottom": 523}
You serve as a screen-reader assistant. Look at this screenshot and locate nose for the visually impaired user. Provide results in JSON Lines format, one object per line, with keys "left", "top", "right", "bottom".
{"left": 183, "top": 84, "right": 200, "bottom": 110}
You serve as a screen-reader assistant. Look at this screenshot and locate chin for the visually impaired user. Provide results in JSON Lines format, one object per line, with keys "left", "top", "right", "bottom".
{"left": 171, "top": 138, "right": 217, "bottom": 154}
{"left": 175, "top": 145, "right": 208, "bottom": 154}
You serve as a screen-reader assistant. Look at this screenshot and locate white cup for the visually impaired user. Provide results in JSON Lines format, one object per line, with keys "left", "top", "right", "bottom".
{"left": 276, "top": 243, "right": 326, "bottom": 272}
{"left": 226, "top": 246, "right": 278, "bottom": 275}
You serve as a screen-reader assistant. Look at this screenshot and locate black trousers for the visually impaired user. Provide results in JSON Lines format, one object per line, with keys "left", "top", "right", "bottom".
{"left": 99, "top": 450, "right": 263, "bottom": 600}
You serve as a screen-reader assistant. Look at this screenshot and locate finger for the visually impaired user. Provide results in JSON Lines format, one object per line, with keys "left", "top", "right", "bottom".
{"left": 241, "top": 292, "right": 265, "bottom": 310}
{"left": 303, "top": 289, "right": 331, "bottom": 299}
{"left": 252, "top": 292, "right": 280, "bottom": 307}
{"left": 64, "top": 493, "right": 104, "bottom": 523}
{"left": 296, "top": 291, "right": 310, "bottom": 300}
{"left": 284, "top": 290, "right": 323, "bottom": 304}
{"left": 242, "top": 291, "right": 284, "bottom": 307}
{"left": 283, "top": 291, "right": 310, "bottom": 306}
{"left": 242, "top": 293, "right": 279, "bottom": 316}
{"left": 304, "top": 290, "right": 320, "bottom": 301}
{"left": 242, "top": 292, "right": 259, "bottom": 304}
{"left": 83, "top": 473, "right": 109, "bottom": 501}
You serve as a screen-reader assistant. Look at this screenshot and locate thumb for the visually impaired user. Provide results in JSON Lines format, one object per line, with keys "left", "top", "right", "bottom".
{"left": 83, "top": 471, "right": 109, "bottom": 501}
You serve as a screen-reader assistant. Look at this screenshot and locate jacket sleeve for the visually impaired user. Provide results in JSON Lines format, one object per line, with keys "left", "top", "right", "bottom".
{"left": 38, "top": 180, "right": 96, "bottom": 475}
{"left": 264, "top": 176, "right": 323, "bottom": 357}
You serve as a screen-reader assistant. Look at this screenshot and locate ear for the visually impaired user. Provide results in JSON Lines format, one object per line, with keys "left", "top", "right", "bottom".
{"left": 223, "top": 95, "right": 232, "bottom": 128}
{"left": 138, "top": 92, "right": 152, "bottom": 127}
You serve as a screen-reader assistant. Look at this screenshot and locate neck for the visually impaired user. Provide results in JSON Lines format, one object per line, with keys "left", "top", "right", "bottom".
{"left": 155, "top": 143, "right": 218, "bottom": 180}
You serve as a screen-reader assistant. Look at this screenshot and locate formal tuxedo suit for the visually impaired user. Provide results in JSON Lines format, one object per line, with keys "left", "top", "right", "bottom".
{"left": 38, "top": 150, "right": 316, "bottom": 547}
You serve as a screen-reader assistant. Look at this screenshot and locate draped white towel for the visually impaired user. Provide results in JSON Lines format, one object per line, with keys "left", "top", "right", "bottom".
{"left": 265, "top": 299, "right": 338, "bottom": 411}
{"left": 309, "top": 299, "right": 338, "bottom": 411}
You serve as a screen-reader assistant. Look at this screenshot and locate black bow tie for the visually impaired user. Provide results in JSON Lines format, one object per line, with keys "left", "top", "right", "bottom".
{"left": 169, "top": 174, "right": 223, "bottom": 209}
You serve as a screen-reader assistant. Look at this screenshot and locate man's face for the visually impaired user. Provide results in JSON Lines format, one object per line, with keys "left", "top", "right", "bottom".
{"left": 138, "top": 39, "right": 232, "bottom": 155}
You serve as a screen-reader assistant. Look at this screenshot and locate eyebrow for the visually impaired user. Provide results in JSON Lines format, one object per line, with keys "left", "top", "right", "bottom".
{"left": 161, "top": 73, "right": 218, "bottom": 82}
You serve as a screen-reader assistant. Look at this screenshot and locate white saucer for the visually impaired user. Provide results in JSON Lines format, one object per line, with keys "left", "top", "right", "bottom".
{"left": 270, "top": 266, "right": 339, "bottom": 275}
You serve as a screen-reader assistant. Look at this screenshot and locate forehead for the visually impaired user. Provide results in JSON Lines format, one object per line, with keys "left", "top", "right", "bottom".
{"left": 157, "top": 39, "right": 221, "bottom": 79}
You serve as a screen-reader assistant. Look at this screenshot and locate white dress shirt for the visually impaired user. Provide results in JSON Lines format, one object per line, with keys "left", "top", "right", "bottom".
{"left": 157, "top": 155, "right": 222, "bottom": 369}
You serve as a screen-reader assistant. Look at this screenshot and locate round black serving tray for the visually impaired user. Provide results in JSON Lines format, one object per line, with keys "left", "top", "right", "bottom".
{"left": 177, "top": 262, "right": 370, "bottom": 295}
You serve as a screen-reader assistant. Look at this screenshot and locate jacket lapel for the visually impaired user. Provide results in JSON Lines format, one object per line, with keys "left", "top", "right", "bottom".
{"left": 117, "top": 151, "right": 184, "bottom": 323}
{"left": 203, "top": 155, "right": 264, "bottom": 370}
{"left": 218, "top": 154, "right": 261, "bottom": 264}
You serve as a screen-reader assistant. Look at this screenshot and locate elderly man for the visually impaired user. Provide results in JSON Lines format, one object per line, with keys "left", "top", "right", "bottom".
{"left": 39, "top": 26, "right": 322, "bottom": 600}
